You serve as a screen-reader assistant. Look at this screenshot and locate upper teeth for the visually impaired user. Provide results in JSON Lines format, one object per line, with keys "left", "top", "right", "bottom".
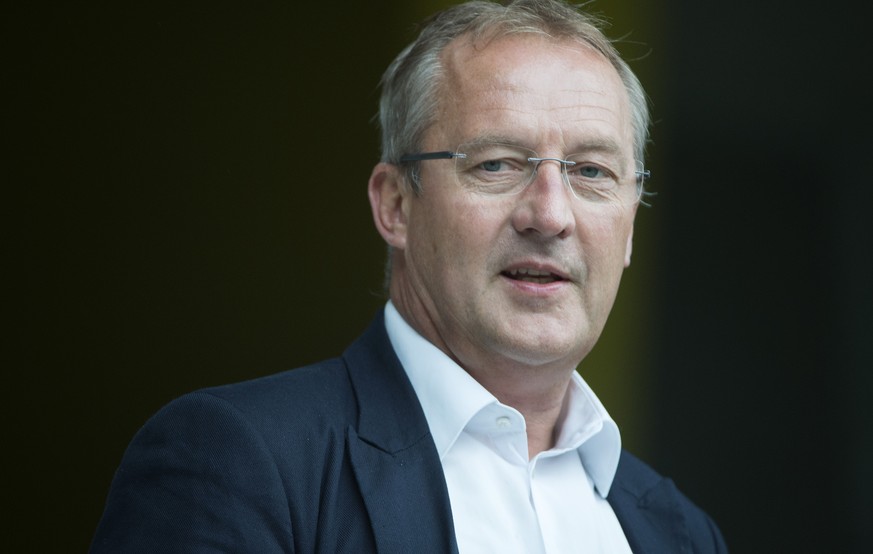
{"left": 508, "top": 268, "right": 551, "bottom": 277}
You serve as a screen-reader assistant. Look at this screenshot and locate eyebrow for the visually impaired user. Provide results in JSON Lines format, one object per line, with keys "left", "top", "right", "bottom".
{"left": 459, "top": 134, "right": 525, "bottom": 148}
{"left": 565, "top": 137, "right": 626, "bottom": 158}
{"left": 459, "top": 134, "right": 627, "bottom": 158}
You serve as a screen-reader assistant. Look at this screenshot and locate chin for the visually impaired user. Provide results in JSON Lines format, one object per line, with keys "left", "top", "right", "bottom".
{"left": 492, "top": 329, "right": 588, "bottom": 368}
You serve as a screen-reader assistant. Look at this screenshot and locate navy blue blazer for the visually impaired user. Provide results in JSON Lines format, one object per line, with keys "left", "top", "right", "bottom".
{"left": 91, "top": 312, "right": 727, "bottom": 553}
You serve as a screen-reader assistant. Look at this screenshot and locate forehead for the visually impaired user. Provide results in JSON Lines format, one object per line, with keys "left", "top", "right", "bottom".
{"left": 432, "top": 34, "right": 633, "bottom": 155}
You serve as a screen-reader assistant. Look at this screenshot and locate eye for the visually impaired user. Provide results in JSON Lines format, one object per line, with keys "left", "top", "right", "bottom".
{"left": 472, "top": 156, "right": 526, "bottom": 175}
{"left": 480, "top": 159, "right": 505, "bottom": 172}
{"left": 571, "top": 164, "right": 606, "bottom": 179}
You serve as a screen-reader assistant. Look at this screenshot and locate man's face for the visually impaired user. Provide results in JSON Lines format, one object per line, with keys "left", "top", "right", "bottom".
{"left": 380, "top": 35, "right": 638, "bottom": 374}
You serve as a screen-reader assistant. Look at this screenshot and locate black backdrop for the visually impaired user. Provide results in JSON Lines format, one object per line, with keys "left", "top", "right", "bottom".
{"left": 10, "top": 1, "right": 871, "bottom": 551}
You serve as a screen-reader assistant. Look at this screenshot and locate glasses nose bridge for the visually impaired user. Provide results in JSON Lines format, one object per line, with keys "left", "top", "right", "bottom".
{"left": 526, "top": 156, "right": 573, "bottom": 188}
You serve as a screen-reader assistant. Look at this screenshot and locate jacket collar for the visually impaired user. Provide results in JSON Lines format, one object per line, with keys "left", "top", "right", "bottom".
{"left": 607, "top": 450, "right": 694, "bottom": 554}
{"left": 342, "top": 312, "right": 697, "bottom": 554}
{"left": 342, "top": 311, "right": 459, "bottom": 554}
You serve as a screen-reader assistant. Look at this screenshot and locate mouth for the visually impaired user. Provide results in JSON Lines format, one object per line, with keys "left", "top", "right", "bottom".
{"left": 501, "top": 267, "right": 567, "bottom": 285}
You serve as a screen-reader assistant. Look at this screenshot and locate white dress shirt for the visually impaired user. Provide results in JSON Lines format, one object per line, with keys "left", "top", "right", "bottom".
{"left": 384, "top": 302, "right": 632, "bottom": 554}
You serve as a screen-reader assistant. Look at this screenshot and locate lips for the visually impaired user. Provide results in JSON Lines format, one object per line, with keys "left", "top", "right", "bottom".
{"left": 502, "top": 267, "right": 566, "bottom": 284}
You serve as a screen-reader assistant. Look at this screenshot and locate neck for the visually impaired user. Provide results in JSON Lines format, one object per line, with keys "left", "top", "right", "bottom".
{"left": 387, "top": 276, "right": 579, "bottom": 458}
{"left": 466, "top": 362, "right": 575, "bottom": 459}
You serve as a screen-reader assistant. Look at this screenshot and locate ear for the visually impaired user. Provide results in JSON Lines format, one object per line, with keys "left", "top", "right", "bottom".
{"left": 368, "top": 162, "right": 411, "bottom": 250}
{"left": 623, "top": 202, "right": 639, "bottom": 267}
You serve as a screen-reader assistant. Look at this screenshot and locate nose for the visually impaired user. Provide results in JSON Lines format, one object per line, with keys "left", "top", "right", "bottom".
{"left": 510, "top": 159, "right": 576, "bottom": 239}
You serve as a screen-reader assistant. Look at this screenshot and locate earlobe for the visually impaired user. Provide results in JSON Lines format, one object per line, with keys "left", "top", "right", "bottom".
{"left": 368, "top": 162, "right": 410, "bottom": 250}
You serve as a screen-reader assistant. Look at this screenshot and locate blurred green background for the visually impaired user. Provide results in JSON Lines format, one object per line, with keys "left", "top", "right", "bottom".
{"left": 9, "top": 1, "right": 871, "bottom": 551}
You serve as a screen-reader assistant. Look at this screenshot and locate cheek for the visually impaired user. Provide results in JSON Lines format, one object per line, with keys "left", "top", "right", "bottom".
{"left": 579, "top": 210, "right": 635, "bottom": 270}
{"left": 434, "top": 195, "right": 502, "bottom": 249}
{"left": 407, "top": 196, "right": 492, "bottom": 274}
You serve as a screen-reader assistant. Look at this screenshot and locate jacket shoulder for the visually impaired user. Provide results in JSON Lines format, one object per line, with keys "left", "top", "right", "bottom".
{"left": 609, "top": 450, "right": 729, "bottom": 553}
{"left": 197, "top": 357, "right": 358, "bottom": 430}
{"left": 91, "top": 358, "right": 365, "bottom": 553}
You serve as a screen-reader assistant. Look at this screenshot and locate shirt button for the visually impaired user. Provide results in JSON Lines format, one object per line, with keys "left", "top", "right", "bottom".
{"left": 496, "top": 416, "right": 512, "bottom": 428}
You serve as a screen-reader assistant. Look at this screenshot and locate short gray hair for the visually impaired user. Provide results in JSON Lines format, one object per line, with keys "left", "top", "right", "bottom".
{"left": 377, "top": 0, "right": 651, "bottom": 192}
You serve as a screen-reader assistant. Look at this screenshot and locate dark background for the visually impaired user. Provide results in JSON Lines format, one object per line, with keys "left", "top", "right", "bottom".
{"left": 10, "top": 1, "right": 871, "bottom": 551}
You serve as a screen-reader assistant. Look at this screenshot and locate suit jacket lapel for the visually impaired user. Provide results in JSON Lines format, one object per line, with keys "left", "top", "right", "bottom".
{"left": 607, "top": 450, "right": 693, "bottom": 554}
{"left": 343, "top": 313, "right": 458, "bottom": 554}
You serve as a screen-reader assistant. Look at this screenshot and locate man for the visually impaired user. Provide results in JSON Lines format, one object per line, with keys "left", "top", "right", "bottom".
{"left": 92, "top": 1, "right": 727, "bottom": 552}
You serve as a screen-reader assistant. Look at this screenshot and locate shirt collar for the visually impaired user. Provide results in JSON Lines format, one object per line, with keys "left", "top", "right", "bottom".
{"left": 383, "top": 301, "right": 622, "bottom": 497}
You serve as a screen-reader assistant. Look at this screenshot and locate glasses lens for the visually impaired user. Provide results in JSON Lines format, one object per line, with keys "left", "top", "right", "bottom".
{"left": 454, "top": 143, "right": 535, "bottom": 195}
{"left": 561, "top": 155, "right": 646, "bottom": 206}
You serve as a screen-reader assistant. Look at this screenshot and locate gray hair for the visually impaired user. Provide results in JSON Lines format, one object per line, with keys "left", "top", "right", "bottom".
{"left": 377, "top": 0, "right": 651, "bottom": 192}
